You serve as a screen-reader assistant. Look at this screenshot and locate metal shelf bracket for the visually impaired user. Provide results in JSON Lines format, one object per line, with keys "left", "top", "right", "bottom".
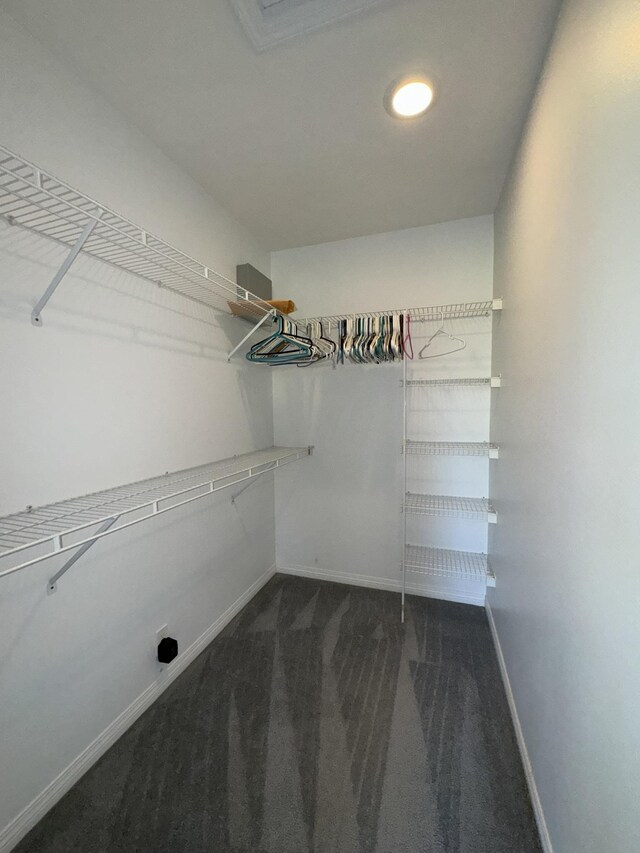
{"left": 231, "top": 446, "right": 313, "bottom": 502}
{"left": 47, "top": 514, "right": 118, "bottom": 594}
{"left": 227, "top": 309, "right": 276, "bottom": 361}
{"left": 31, "top": 209, "right": 103, "bottom": 326}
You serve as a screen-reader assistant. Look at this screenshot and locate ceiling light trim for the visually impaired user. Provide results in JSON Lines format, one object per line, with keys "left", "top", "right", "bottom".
{"left": 384, "top": 72, "right": 436, "bottom": 120}
{"left": 229, "top": 0, "right": 389, "bottom": 51}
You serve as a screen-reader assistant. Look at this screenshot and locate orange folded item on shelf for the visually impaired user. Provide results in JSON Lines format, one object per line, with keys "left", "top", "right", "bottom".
{"left": 267, "top": 299, "right": 296, "bottom": 314}
{"left": 228, "top": 299, "right": 297, "bottom": 320}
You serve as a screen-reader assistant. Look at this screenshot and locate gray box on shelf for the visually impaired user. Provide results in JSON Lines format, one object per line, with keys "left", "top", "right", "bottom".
{"left": 236, "top": 264, "right": 272, "bottom": 301}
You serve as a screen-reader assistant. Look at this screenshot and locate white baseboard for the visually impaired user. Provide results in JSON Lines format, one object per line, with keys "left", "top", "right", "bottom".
{"left": 485, "top": 600, "right": 553, "bottom": 853}
{"left": 277, "top": 564, "right": 485, "bottom": 606}
{"left": 0, "top": 563, "right": 276, "bottom": 853}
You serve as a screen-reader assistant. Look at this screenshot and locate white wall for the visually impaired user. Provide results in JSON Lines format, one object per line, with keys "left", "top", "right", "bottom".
{"left": 0, "top": 11, "right": 276, "bottom": 848}
{"left": 272, "top": 216, "right": 494, "bottom": 603}
{"left": 489, "top": 1, "right": 640, "bottom": 851}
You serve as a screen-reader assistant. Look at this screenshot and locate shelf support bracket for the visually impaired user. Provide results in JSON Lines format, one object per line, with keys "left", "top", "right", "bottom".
{"left": 231, "top": 468, "right": 271, "bottom": 504}
{"left": 47, "top": 515, "right": 118, "bottom": 594}
{"left": 32, "top": 210, "right": 103, "bottom": 326}
{"left": 227, "top": 309, "right": 276, "bottom": 361}
{"left": 232, "top": 446, "right": 312, "bottom": 502}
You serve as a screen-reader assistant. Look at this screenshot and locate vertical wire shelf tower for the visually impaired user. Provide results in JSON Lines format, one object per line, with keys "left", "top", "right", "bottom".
{"left": 400, "top": 299, "right": 501, "bottom": 617}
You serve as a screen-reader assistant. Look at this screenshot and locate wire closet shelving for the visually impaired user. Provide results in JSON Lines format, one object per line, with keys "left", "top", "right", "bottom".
{"left": 405, "top": 376, "right": 501, "bottom": 387}
{"left": 404, "top": 492, "right": 497, "bottom": 523}
{"left": 0, "top": 145, "right": 280, "bottom": 334}
{"left": 0, "top": 446, "right": 311, "bottom": 589}
{"left": 398, "top": 295, "right": 502, "bottom": 617}
{"left": 0, "top": 143, "right": 505, "bottom": 365}
{"left": 298, "top": 299, "right": 502, "bottom": 330}
{"left": 403, "top": 440, "right": 499, "bottom": 458}
{"left": 404, "top": 545, "right": 495, "bottom": 587}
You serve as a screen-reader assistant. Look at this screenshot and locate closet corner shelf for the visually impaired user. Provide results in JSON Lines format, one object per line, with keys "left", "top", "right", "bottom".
{"left": 405, "top": 376, "right": 501, "bottom": 388}
{"left": 0, "top": 446, "right": 311, "bottom": 588}
{"left": 404, "top": 493, "right": 497, "bottom": 523}
{"left": 0, "top": 145, "right": 278, "bottom": 339}
{"left": 403, "top": 440, "right": 499, "bottom": 459}
{"left": 404, "top": 545, "right": 495, "bottom": 586}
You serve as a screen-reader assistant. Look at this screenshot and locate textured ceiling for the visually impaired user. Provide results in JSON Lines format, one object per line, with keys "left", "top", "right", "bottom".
{"left": 2, "top": 0, "right": 561, "bottom": 250}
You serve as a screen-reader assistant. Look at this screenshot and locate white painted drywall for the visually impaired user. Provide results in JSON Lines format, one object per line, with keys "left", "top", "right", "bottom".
{"left": 272, "top": 216, "right": 494, "bottom": 603}
{"left": 489, "top": 1, "right": 640, "bottom": 850}
{"left": 0, "top": 11, "right": 277, "bottom": 846}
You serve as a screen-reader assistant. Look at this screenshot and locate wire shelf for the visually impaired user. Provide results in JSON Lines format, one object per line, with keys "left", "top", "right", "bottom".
{"left": 404, "top": 492, "right": 497, "bottom": 522}
{"left": 0, "top": 145, "right": 275, "bottom": 321}
{"left": 405, "top": 377, "right": 501, "bottom": 387}
{"left": 298, "top": 299, "right": 501, "bottom": 327}
{"left": 403, "top": 440, "right": 499, "bottom": 458}
{"left": 404, "top": 544, "right": 490, "bottom": 581}
{"left": 0, "top": 446, "right": 311, "bottom": 580}
{"left": 410, "top": 302, "right": 497, "bottom": 321}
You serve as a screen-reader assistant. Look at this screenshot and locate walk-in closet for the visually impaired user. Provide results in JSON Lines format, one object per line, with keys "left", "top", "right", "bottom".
{"left": 1, "top": 1, "right": 638, "bottom": 852}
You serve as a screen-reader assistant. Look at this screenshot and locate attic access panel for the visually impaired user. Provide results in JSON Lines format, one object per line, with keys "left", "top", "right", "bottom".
{"left": 229, "top": 0, "right": 389, "bottom": 51}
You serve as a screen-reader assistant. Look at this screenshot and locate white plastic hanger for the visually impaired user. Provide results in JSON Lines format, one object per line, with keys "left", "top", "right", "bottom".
{"left": 418, "top": 310, "right": 467, "bottom": 359}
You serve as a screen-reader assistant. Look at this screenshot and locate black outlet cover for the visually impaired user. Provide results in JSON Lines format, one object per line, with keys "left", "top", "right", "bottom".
{"left": 157, "top": 636, "right": 178, "bottom": 664}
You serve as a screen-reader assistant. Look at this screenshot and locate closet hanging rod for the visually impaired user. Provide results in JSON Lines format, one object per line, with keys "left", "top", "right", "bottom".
{"left": 0, "top": 145, "right": 281, "bottom": 333}
{"left": 298, "top": 299, "right": 502, "bottom": 327}
{"left": 0, "top": 446, "right": 311, "bottom": 587}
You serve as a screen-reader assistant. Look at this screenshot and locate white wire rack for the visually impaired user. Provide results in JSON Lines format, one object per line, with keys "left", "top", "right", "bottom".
{"left": 403, "top": 440, "right": 499, "bottom": 458}
{"left": 404, "top": 492, "right": 497, "bottom": 522}
{"left": 298, "top": 299, "right": 502, "bottom": 328}
{"left": 404, "top": 544, "right": 495, "bottom": 585}
{"left": 405, "top": 377, "right": 501, "bottom": 387}
{"left": 0, "top": 446, "right": 311, "bottom": 586}
{"left": 0, "top": 145, "right": 275, "bottom": 325}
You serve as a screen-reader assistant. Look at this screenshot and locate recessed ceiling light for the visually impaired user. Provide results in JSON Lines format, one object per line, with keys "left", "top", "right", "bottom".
{"left": 384, "top": 76, "right": 435, "bottom": 119}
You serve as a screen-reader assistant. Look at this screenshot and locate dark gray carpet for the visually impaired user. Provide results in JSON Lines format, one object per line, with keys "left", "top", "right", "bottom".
{"left": 15, "top": 576, "right": 542, "bottom": 853}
